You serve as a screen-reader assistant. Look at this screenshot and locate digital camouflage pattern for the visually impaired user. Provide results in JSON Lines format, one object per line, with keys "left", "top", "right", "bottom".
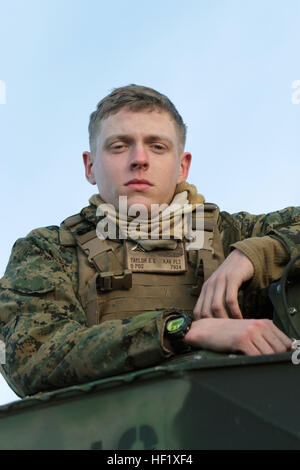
{"left": 0, "top": 198, "right": 300, "bottom": 397}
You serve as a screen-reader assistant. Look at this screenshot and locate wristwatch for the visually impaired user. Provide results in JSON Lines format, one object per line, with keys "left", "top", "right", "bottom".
{"left": 164, "top": 313, "right": 192, "bottom": 353}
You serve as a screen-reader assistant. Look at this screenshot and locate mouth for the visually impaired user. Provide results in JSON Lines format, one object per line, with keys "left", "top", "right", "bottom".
{"left": 125, "top": 179, "right": 153, "bottom": 191}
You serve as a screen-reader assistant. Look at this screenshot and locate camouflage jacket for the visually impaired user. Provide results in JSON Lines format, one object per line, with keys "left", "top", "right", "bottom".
{"left": 1, "top": 200, "right": 300, "bottom": 397}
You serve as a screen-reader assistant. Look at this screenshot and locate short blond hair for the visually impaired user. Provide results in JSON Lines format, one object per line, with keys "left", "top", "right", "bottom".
{"left": 88, "top": 84, "right": 187, "bottom": 154}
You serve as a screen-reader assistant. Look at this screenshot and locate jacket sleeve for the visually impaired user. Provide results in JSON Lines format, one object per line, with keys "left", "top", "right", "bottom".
{"left": 219, "top": 206, "right": 300, "bottom": 261}
{"left": 218, "top": 206, "right": 300, "bottom": 318}
{"left": 0, "top": 227, "right": 173, "bottom": 398}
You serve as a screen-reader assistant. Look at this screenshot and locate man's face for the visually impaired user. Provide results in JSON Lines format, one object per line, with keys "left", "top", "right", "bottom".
{"left": 83, "top": 108, "right": 191, "bottom": 212}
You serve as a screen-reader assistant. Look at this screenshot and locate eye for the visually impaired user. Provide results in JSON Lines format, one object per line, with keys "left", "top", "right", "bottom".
{"left": 110, "top": 143, "right": 127, "bottom": 152}
{"left": 151, "top": 143, "right": 166, "bottom": 152}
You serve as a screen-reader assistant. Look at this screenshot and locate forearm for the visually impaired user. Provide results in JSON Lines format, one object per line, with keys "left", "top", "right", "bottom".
{"left": 0, "top": 229, "right": 177, "bottom": 397}
{"left": 1, "top": 306, "right": 174, "bottom": 397}
{"left": 231, "top": 235, "right": 289, "bottom": 289}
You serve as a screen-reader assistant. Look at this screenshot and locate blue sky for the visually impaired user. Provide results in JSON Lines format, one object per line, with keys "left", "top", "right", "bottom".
{"left": 0, "top": 0, "right": 300, "bottom": 405}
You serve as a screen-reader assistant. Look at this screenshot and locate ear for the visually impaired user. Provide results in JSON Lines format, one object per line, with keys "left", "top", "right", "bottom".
{"left": 177, "top": 152, "right": 192, "bottom": 184}
{"left": 83, "top": 151, "right": 96, "bottom": 185}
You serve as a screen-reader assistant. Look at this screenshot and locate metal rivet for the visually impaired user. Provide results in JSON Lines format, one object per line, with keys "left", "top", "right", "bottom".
{"left": 288, "top": 307, "right": 297, "bottom": 316}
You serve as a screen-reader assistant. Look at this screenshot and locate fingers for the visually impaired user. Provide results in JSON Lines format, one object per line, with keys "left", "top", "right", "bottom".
{"left": 197, "top": 276, "right": 228, "bottom": 319}
{"left": 252, "top": 334, "right": 278, "bottom": 355}
{"left": 193, "top": 274, "right": 243, "bottom": 319}
{"left": 193, "top": 281, "right": 207, "bottom": 319}
{"left": 185, "top": 318, "right": 292, "bottom": 357}
{"left": 235, "top": 320, "right": 292, "bottom": 355}
{"left": 224, "top": 278, "right": 243, "bottom": 319}
{"left": 262, "top": 322, "right": 293, "bottom": 352}
{"left": 240, "top": 342, "right": 261, "bottom": 356}
{"left": 194, "top": 249, "right": 254, "bottom": 320}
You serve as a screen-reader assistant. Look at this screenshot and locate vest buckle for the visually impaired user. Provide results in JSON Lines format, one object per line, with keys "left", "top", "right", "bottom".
{"left": 98, "top": 269, "right": 132, "bottom": 292}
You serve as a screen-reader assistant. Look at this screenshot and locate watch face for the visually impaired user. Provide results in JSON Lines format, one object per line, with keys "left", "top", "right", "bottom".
{"left": 166, "top": 317, "right": 185, "bottom": 333}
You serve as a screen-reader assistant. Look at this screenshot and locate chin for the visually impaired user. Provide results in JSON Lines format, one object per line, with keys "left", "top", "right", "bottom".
{"left": 127, "top": 198, "right": 152, "bottom": 215}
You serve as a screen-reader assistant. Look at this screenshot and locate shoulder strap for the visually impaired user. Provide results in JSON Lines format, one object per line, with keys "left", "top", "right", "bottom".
{"left": 60, "top": 213, "right": 132, "bottom": 326}
{"left": 61, "top": 213, "right": 132, "bottom": 291}
{"left": 192, "top": 203, "right": 225, "bottom": 284}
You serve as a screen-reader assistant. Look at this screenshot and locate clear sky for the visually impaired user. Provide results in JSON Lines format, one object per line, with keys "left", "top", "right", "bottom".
{"left": 0, "top": 0, "right": 300, "bottom": 405}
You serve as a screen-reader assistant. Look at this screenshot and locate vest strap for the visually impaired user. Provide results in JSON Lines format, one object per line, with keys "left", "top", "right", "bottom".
{"left": 98, "top": 269, "right": 132, "bottom": 292}
{"left": 74, "top": 227, "right": 132, "bottom": 292}
{"left": 190, "top": 203, "right": 225, "bottom": 292}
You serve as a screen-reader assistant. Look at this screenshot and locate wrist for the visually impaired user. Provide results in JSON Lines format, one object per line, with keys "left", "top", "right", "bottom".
{"left": 183, "top": 318, "right": 213, "bottom": 349}
{"left": 164, "top": 313, "right": 192, "bottom": 354}
{"left": 184, "top": 320, "right": 198, "bottom": 346}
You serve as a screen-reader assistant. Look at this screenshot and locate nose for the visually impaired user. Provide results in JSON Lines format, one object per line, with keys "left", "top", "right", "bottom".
{"left": 130, "top": 144, "right": 149, "bottom": 171}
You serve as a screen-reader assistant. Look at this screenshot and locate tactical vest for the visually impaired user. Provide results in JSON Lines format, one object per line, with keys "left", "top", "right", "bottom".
{"left": 59, "top": 203, "right": 225, "bottom": 326}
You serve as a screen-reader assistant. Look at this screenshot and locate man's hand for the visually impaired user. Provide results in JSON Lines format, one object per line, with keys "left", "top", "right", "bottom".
{"left": 184, "top": 318, "right": 292, "bottom": 356}
{"left": 193, "top": 249, "right": 254, "bottom": 320}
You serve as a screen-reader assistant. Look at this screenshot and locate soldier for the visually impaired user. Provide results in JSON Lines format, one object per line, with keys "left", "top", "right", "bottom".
{"left": 0, "top": 84, "right": 300, "bottom": 398}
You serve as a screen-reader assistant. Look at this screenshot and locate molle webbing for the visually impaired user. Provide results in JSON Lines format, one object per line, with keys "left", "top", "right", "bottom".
{"left": 97, "top": 268, "right": 198, "bottom": 323}
{"left": 62, "top": 215, "right": 132, "bottom": 292}
{"left": 192, "top": 203, "right": 225, "bottom": 285}
{"left": 60, "top": 203, "right": 224, "bottom": 326}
